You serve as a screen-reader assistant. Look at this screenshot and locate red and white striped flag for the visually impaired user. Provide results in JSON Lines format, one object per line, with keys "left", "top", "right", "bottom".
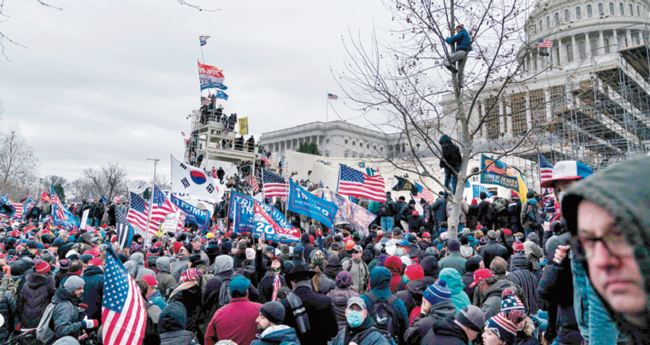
{"left": 415, "top": 183, "right": 436, "bottom": 204}
{"left": 12, "top": 203, "right": 23, "bottom": 220}
{"left": 127, "top": 186, "right": 181, "bottom": 235}
{"left": 102, "top": 246, "right": 147, "bottom": 345}
{"left": 248, "top": 173, "right": 260, "bottom": 194}
{"left": 538, "top": 150, "right": 554, "bottom": 187}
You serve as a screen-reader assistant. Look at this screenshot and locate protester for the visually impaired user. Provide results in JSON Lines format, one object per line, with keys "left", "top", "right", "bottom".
{"left": 252, "top": 301, "right": 300, "bottom": 345}
{"left": 422, "top": 305, "right": 485, "bottom": 345}
{"left": 331, "top": 296, "right": 391, "bottom": 345}
{"left": 158, "top": 302, "right": 199, "bottom": 345}
{"left": 405, "top": 279, "right": 456, "bottom": 344}
{"left": 327, "top": 271, "right": 359, "bottom": 331}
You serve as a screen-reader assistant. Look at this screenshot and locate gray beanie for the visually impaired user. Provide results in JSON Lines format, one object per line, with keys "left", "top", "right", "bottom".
{"left": 259, "top": 301, "right": 285, "bottom": 325}
{"left": 64, "top": 276, "right": 85, "bottom": 293}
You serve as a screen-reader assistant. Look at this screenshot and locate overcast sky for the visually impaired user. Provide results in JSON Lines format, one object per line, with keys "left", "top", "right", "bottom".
{"left": 0, "top": 0, "right": 391, "bottom": 183}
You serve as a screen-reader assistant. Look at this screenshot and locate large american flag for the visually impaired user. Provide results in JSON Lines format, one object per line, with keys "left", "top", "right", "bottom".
{"left": 248, "top": 173, "right": 260, "bottom": 194}
{"left": 263, "top": 169, "right": 288, "bottom": 198}
{"left": 337, "top": 164, "right": 385, "bottom": 202}
{"left": 127, "top": 186, "right": 181, "bottom": 235}
{"left": 102, "top": 246, "right": 147, "bottom": 345}
{"left": 415, "top": 183, "right": 436, "bottom": 203}
{"left": 538, "top": 150, "right": 554, "bottom": 186}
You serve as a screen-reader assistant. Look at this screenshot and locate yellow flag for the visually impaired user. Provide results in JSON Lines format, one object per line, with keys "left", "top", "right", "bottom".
{"left": 517, "top": 172, "right": 528, "bottom": 204}
{"left": 238, "top": 117, "right": 248, "bottom": 135}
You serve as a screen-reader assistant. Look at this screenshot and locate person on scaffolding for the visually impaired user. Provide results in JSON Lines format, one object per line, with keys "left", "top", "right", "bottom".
{"left": 444, "top": 24, "right": 472, "bottom": 88}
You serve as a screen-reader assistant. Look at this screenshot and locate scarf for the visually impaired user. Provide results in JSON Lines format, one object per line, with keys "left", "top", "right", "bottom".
{"left": 168, "top": 281, "right": 196, "bottom": 301}
{"left": 271, "top": 272, "right": 281, "bottom": 301}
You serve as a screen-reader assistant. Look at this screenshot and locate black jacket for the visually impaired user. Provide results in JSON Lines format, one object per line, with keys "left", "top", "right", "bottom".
{"left": 17, "top": 273, "right": 55, "bottom": 328}
{"left": 405, "top": 300, "right": 456, "bottom": 345}
{"left": 439, "top": 135, "right": 462, "bottom": 169}
{"left": 51, "top": 287, "right": 85, "bottom": 342}
{"left": 280, "top": 283, "right": 339, "bottom": 345}
{"left": 537, "top": 260, "right": 582, "bottom": 344}
{"left": 395, "top": 280, "right": 427, "bottom": 317}
{"left": 422, "top": 317, "right": 470, "bottom": 345}
{"left": 479, "top": 240, "right": 508, "bottom": 268}
{"left": 0, "top": 278, "right": 16, "bottom": 344}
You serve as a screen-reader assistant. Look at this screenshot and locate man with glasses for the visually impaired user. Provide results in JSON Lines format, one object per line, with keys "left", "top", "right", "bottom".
{"left": 342, "top": 245, "right": 369, "bottom": 294}
{"left": 563, "top": 157, "right": 650, "bottom": 344}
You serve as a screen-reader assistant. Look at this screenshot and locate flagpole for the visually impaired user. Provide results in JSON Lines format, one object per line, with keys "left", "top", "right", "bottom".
{"left": 325, "top": 96, "right": 329, "bottom": 122}
{"left": 145, "top": 159, "right": 159, "bottom": 247}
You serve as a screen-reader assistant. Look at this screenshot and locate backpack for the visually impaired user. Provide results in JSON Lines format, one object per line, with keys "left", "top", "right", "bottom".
{"left": 286, "top": 292, "right": 310, "bottom": 334}
{"left": 379, "top": 203, "right": 393, "bottom": 217}
{"left": 37, "top": 301, "right": 72, "bottom": 344}
{"left": 234, "top": 265, "right": 257, "bottom": 284}
{"left": 408, "top": 249, "right": 420, "bottom": 264}
{"left": 366, "top": 291, "right": 400, "bottom": 342}
{"left": 493, "top": 198, "right": 507, "bottom": 214}
{"left": 486, "top": 202, "right": 496, "bottom": 221}
{"left": 216, "top": 276, "right": 232, "bottom": 308}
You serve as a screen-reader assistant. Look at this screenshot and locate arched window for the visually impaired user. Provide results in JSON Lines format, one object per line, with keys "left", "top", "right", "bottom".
{"left": 555, "top": 12, "right": 560, "bottom": 24}
{"left": 630, "top": 4, "right": 634, "bottom": 15}
{"left": 567, "top": 41, "right": 574, "bottom": 62}
{"left": 609, "top": 2, "right": 615, "bottom": 15}
{"left": 565, "top": 9, "right": 571, "bottom": 21}
{"left": 604, "top": 37, "right": 610, "bottom": 53}
{"left": 587, "top": 4, "right": 593, "bottom": 16}
{"left": 539, "top": 20, "right": 543, "bottom": 31}
{"left": 547, "top": 16, "right": 551, "bottom": 28}
{"left": 576, "top": 6, "right": 582, "bottom": 19}
{"left": 599, "top": 3, "right": 604, "bottom": 14}
{"left": 620, "top": 2, "right": 624, "bottom": 15}
{"left": 638, "top": 5, "right": 641, "bottom": 15}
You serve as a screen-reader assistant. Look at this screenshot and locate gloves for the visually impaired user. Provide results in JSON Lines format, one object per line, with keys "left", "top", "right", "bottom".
{"left": 83, "top": 317, "right": 98, "bottom": 329}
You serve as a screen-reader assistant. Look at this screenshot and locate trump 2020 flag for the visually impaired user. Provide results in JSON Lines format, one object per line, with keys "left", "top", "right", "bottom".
{"left": 102, "top": 246, "right": 147, "bottom": 345}
{"left": 170, "top": 155, "right": 224, "bottom": 202}
{"left": 254, "top": 200, "right": 301, "bottom": 243}
{"left": 287, "top": 179, "right": 337, "bottom": 229}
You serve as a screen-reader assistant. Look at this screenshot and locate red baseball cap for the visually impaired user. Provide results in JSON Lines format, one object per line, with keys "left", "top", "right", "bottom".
{"left": 422, "top": 232, "right": 431, "bottom": 238}
{"left": 142, "top": 275, "right": 157, "bottom": 287}
{"left": 469, "top": 268, "right": 494, "bottom": 288}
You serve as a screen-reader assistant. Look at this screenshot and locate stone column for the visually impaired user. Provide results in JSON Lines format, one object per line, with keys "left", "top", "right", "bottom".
{"left": 599, "top": 30, "right": 606, "bottom": 55}
{"left": 627, "top": 29, "right": 633, "bottom": 48}
{"left": 571, "top": 35, "right": 576, "bottom": 61}
{"left": 559, "top": 37, "right": 566, "bottom": 63}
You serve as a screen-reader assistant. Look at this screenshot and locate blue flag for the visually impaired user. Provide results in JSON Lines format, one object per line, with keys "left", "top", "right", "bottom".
{"left": 229, "top": 191, "right": 299, "bottom": 242}
{"left": 465, "top": 180, "right": 471, "bottom": 188}
{"left": 170, "top": 194, "right": 210, "bottom": 233}
{"left": 0, "top": 195, "right": 14, "bottom": 218}
{"left": 101, "top": 195, "right": 109, "bottom": 204}
{"left": 215, "top": 90, "right": 229, "bottom": 100}
{"left": 287, "top": 179, "right": 337, "bottom": 229}
{"left": 472, "top": 185, "right": 493, "bottom": 199}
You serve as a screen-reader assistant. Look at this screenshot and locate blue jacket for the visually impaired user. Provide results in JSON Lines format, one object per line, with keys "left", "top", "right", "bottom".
{"left": 445, "top": 29, "right": 472, "bottom": 51}
{"left": 81, "top": 266, "right": 104, "bottom": 323}
{"left": 251, "top": 325, "right": 301, "bottom": 345}
{"left": 360, "top": 267, "right": 409, "bottom": 345}
{"left": 149, "top": 289, "right": 167, "bottom": 312}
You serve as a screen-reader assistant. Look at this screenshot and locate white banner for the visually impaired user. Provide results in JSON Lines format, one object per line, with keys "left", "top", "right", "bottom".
{"left": 161, "top": 211, "right": 181, "bottom": 233}
{"left": 127, "top": 180, "right": 151, "bottom": 194}
{"left": 171, "top": 155, "right": 225, "bottom": 202}
{"left": 80, "top": 209, "right": 89, "bottom": 229}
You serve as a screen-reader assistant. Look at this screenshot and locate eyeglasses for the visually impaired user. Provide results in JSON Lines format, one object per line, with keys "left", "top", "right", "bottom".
{"left": 571, "top": 229, "right": 634, "bottom": 259}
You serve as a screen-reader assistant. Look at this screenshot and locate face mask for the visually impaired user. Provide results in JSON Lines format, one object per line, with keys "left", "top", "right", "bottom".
{"left": 347, "top": 310, "right": 364, "bottom": 328}
{"left": 396, "top": 248, "right": 404, "bottom": 257}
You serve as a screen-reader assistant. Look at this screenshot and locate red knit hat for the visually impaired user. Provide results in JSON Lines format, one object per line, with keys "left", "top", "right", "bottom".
{"left": 173, "top": 242, "right": 183, "bottom": 255}
{"left": 35, "top": 260, "right": 50, "bottom": 274}
{"left": 513, "top": 240, "right": 524, "bottom": 253}
{"left": 471, "top": 199, "right": 478, "bottom": 205}
{"left": 405, "top": 264, "right": 424, "bottom": 281}
{"left": 511, "top": 190, "right": 519, "bottom": 198}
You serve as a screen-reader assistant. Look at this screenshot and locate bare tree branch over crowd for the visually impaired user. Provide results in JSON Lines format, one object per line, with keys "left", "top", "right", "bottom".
{"left": 337, "top": 0, "right": 548, "bottom": 239}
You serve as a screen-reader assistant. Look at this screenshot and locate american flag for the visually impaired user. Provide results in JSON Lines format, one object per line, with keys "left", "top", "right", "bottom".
{"left": 485, "top": 159, "right": 506, "bottom": 175}
{"left": 271, "top": 272, "right": 281, "bottom": 301}
{"left": 115, "top": 221, "right": 133, "bottom": 249}
{"left": 127, "top": 186, "right": 182, "bottom": 235}
{"left": 263, "top": 169, "right": 288, "bottom": 198}
{"left": 538, "top": 150, "right": 554, "bottom": 186}
{"left": 102, "top": 246, "right": 147, "bottom": 345}
{"left": 538, "top": 38, "right": 553, "bottom": 48}
{"left": 415, "top": 183, "right": 436, "bottom": 203}
{"left": 201, "top": 96, "right": 211, "bottom": 106}
{"left": 199, "top": 35, "right": 210, "bottom": 46}
{"left": 248, "top": 173, "right": 260, "bottom": 194}
{"left": 337, "top": 164, "right": 386, "bottom": 202}
{"left": 11, "top": 203, "right": 23, "bottom": 220}
{"left": 327, "top": 93, "right": 338, "bottom": 100}
{"left": 260, "top": 152, "right": 270, "bottom": 165}
{"left": 50, "top": 186, "right": 65, "bottom": 221}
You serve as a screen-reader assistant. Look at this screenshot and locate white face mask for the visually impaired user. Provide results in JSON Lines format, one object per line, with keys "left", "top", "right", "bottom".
{"left": 396, "top": 248, "right": 404, "bottom": 257}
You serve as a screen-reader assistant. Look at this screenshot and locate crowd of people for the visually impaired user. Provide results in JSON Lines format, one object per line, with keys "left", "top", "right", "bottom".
{"left": 0, "top": 156, "right": 648, "bottom": 345}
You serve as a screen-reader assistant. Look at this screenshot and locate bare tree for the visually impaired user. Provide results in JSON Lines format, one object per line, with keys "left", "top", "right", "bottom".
{"left": 0, "top": 125, "right": 40, "bottom": 199}
{"left": 41, "top": 175, "right": 67, "bottom": 190}
{"left": 83, "top": 162, "right": 128, "bottom": 201}
{"left": 153, "top": 174, "right": 171, "bottom": 190}
{"left": 337, "top": 0, "right": 546, "bottom": 239}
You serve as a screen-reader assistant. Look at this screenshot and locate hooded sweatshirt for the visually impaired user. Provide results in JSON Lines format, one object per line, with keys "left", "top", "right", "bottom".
{"left": 156, "top": 257, "right": 178, "bottom": 299}
{"left": 384, "top": 256, "right": 404, "bottom": 293}
{"left": 563, "top": 156, "right": 650, "bottom": 344}
{"left": 438, "top": 268, "right": 471, "bottom": 312}
{"left": 129, "top": 252, "right": 157, "bottom": 279}
{"left": 158, "top": 302, "right": 196, "bottom": 345}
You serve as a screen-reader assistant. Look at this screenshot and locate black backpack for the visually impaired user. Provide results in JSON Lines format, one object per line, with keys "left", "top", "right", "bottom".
{"left": 366, "top": 291, "right": 400, "bottom": 342}
{"left": 486, "top": 202, "right": 496, "bottom": 221}
{"left": 216, "top": 276, "right": 232, "bottom": 308}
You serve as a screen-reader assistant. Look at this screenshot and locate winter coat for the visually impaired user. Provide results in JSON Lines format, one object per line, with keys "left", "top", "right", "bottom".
{"left": 129, "top": 252, "right": 157, "bottom": 279}
{"left": 168, "top": 284, "right": 202, "bottom": 337}
{"left": 17, "top": 272, "right": 56, "bottom": 328}
{"left": 359, "top": 267, "right": 409, "bottom": 345}
{"left": 461, "top": 256, "right": 482, "bottom": 302}
{"left": 523, "top": 238, "right": 543, "bottom": 271}
{"left": 477, "top": 200, "right": 492, "bottom": 228}
{"left": 478, "top": 279, "right": 528, "bottom": 321}
{"left": 51, "top": 287, "right": 85, "bottom": 342}
{"left": 158, "top": 301, "right": 199, "bottom": 345}
{"left": 342, "top": 258, "right": 369, "bottom": 294}
{"left": 313, "top": 273, "right": 335, "bottom": 295}
{"left": 323, "top": 256, "right": 343, "bottom": 281}
{"left": 439, "top": 252, "right": 467, "bottom": 276}
{"left": 439, "top": 268, "right": 471, "bottom": 312}
{"left": 392, "top": 201, "right": 406, "bottom": 224}
{"left": 395, "top": 280, "right": 427, "bottom": 317}
{"left": 327, "top": 286, "right": 359, "bottom": 330}
{"left": 203, "top": 256, "right": 260, "bottom": 318}
{"left": 431, "top": 197, "right": 448, "bottom": 222}
{"left": 479, "top": 240, "right": 508, "bottom": 268}
{"left": 170, "top": 255, "right": 189, "bottom": 282}
{"left": 421, "top": 203, "right": 432, "bottom": 226}
{"left": 445, "top": 29, "right": 472, "bottom": 51}
{"left": 0, "top": 277, "right": 16, "bottom": 344}
{"left": 422, "top": 317, "right": 470, "bottom": 345}
{"left": 439, "top": 135, "right": 462, "bottom": 168}
{"left": 383, "top": 256, "right": 404, "bottom": 293}
{"left": 508, "top": 199, "right": 522, "bottom": 233}
{"left": 405, "top": 300, "right": 456, "bottom": 345}
{"left": 537, "top": 259, "right": 583, "bottom": 344}
{"left": 280, "top": 282, "right": 339, "bottom": 345}
{"left": 81, "top": 266, "right": 104, "bottom": 323}
{"left": 251, "top": 325, "right": 301, "bottom": 345}
{"left": 331, "top": 316, "right": 390, "bottom": 345}
{"left": 399, "top": 205, "right": 414, "bottom": 223}
{"left": 258, "top": 270, "right": 287, "bottom": 303}
{"left": 205, "top": 297, "right": 262, "bottom": 345}
{"left": 156, "top": 257, "right": 178, "bottom": 299}
{"left": 467, "top": 204, "right": 479, "bottom": 230}
{"left": 520, "top": 199, "right": 535, "bottom": 230}
{"left": 562, "top": 156, "right": 650, "bottom": 344}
